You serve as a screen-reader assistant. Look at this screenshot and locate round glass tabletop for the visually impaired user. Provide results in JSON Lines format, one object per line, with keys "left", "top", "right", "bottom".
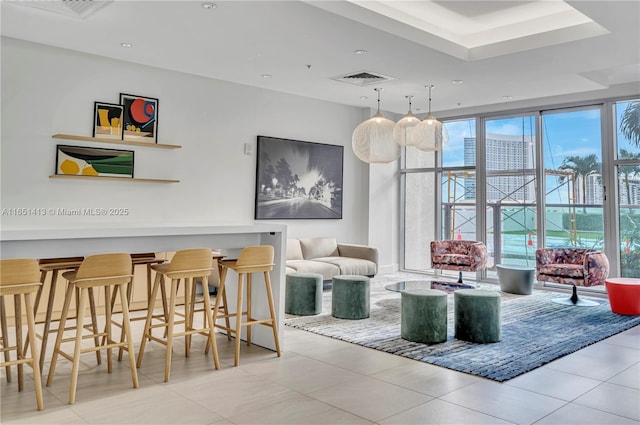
{"left": 384, "top": 280, "right": 476, "bottom": 293}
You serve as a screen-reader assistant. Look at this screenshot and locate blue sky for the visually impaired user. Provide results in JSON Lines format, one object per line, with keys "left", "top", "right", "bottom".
{"left": 440, "top": 100, "right": 639, "bottom": 204}
{"left": 442, "top": 100, "right": 638, "bottom": 168}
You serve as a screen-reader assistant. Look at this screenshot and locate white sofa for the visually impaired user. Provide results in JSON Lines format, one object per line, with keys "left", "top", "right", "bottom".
{"left": 286, "top": 237, "right": 378, "bottom": 281}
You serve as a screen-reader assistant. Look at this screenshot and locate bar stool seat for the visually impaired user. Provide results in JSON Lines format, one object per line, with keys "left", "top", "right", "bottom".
{"left": 214, "top": 245, "right": 281, "bottom": 366}
{"left": 0, "top": 258, "right": 44, "bottom": 411}
{"left": 46, "top": 253, "right": 139, "bottom": 404}
{"left": 137, "top": 248, "right": 219, "bottom": 382}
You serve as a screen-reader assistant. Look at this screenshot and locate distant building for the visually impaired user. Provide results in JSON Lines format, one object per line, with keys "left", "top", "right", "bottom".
{"left": 464, "top": 134, "right": 535, "bottom": 202}
{"left": 611, "top": 175, "right": 640, "bottom": 206}
{"left": 585, "top": 174, "right": 603, "bottom": 204}
{"left": 462, "top": 134, "right": 640, "bottom": 207}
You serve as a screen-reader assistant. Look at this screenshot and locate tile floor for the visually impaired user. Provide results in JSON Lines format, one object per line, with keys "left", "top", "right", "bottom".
{"left": 1, "top": 306, "right": 639, "bottom": 424}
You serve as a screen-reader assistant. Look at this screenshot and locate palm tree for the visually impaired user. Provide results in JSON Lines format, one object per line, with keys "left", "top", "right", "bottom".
{"left": 559, "top": 154, "right": 601, "bottom": 212}
{"left": 620, "top": 101, "right": 640, "bottom": 148}
{"left": 619, "top": 149, "right": 640, "bottom": 205}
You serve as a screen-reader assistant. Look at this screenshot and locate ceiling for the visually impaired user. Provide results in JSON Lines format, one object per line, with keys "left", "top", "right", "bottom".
{"left": 2, "top": 0, "right": 639, "bottom": 116}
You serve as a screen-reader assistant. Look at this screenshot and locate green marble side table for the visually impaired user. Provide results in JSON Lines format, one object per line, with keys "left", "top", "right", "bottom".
{"left": 285, "top": 272, "right": 323, "bottom": 315}
{"left": 331, "top": 275, "right": 370, "bottom": 319}
{"left": 401, "top": 289, "right": 448, "bottom": 343}
{"left": 454, "top": 289, "right": 501, "bottom": 343}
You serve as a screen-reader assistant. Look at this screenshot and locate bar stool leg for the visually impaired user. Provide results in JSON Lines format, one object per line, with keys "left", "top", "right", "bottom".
{"left": 0, "top": 297, "right": 11, "bottom": 382}
{"left": 68, "top": 287, "right": 88, "bottom": 404}
{"left": 164, "top": 278, "right": 179, "bottom": 382}
{"left": 87, "top": 288, "right": 102, "bottom": 365}
{"left": 246, "top": 273, "right": 252, "bottom": 347}
{"left": 47, "top": 282, "right": 74, "bottom": 387}
{"left": 234, "top": 273, "right": 244, "bottom": 367}
{"left": 38, "top": 272, "right": 59, "bottom": 371}
{"left": 221, "top": 285, "right": 231, "bottom": 341}
{"left": 117, "top": 282, "right": 139, "bottom": 389}
{"left": 199, "top": 276, "right": 219, "bottom": 369}
{"left": 23, "top": 292, "right": 44, "bottom": 410}
{"left": 137, "top": 273, "right": 162, "bottom": 368}
{"left": 218, "top": 268, "right": 231, "bottom": 341}
{"left": 104, "top": 286, "right": 113, "bottom": 373}
{"left": 145, "top": 263, "right": 170, "bottom": 335}
{"left": 114, "top": 280, "right": 131, "bottom": 362}
{"left": 264, "top": 271, "right": 281, "bottom": 357}
{"left": 208, "top": 275, "right": 226, "bottom": 356}
{"left": 14, "top": 295, "right": 24, "bottom": 391}
{"left": 184, "top": 277, "right": 192, "bottom": 358}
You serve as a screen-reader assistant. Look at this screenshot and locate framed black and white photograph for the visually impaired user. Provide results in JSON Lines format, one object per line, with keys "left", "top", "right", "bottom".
{"left": 255, "top": 135, "right": 343, "bottom": 219}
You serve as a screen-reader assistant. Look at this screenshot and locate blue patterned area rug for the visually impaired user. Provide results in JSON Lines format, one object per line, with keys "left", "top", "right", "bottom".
{"left": 285, "top": 273, "right": 640, "bottom": 382}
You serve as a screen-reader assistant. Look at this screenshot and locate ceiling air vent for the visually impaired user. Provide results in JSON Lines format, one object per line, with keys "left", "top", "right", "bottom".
{"left": 13, "top": 0, "right": 113, "bottom": 19}
{"left": 330, "top": 70, "right": 395, "bottom": 86}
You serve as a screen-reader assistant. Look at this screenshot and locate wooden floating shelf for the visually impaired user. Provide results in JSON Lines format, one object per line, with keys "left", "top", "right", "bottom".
{"left": 52, "top": 134, "right": 182, "bottom": 149}
{"left": 49, "top": 175, "right": 179, "bottom": 184}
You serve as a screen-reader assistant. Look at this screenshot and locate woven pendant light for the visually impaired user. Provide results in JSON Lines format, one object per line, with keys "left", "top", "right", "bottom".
{"left": 415, "top": 85, "right": 449, "bottom": 152}
{"left": 352, "top": 88, "right": 400, "bottom": 163}
{"left": 393, "top": 95, "right": 420, "bottom": 147}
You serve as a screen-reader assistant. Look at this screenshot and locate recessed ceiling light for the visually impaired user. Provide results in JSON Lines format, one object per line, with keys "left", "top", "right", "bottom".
{"left": 120, "top": 42, "right": 133, "bottom": 48}
{"left": 262, "top": 74, "right": 272, "bottom": 78}
{"left": 360, "top": 96, "right": 368, "bottom": 100}
{"left": 502, "top": 95, "right": 513, "bottom": 100}
{"left": 354, "top": 49, "right": 367, "bottom": 55}
{"left": 451, "top": 79, "right": 464, "bottom": 84}
{"left": 202, "top": 2, "right": 217, "bottom": 9}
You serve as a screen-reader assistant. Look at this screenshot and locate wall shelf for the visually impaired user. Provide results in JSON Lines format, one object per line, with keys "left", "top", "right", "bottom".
{"left": 50, "top": 175, "right": 179, "bottom": 184}
{"left": 52, "top": 133, "right": 182, "bottom": 149}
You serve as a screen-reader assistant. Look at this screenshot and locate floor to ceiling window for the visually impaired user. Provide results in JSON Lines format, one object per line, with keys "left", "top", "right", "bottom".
{"left": 401, "top": 97, "right": 637, "bottom": 287}
{"left": 616, "top": 99, "right": 640, "bottom": 278}
{"left": 484, "top": 116, "right": 537, "bottom": 270}
{"left": 542, "top": 107, "right": 605, "bottom": 253}
{"left": 402, "top": 118, "right": 476, "bottom": 277}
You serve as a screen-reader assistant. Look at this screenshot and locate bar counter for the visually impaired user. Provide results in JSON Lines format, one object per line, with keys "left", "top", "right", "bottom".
{"left": 0, "top": 223, "right": 287, "bottom": 351}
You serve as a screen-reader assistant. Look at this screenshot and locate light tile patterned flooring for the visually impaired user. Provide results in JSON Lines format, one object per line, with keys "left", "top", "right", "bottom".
{"left": 1, "top": 307, "right": 639, "bottom": 424}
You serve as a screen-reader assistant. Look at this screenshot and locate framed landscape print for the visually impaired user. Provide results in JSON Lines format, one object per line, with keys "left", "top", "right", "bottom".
{"left": 56, "top": 145, "right": 134, "bottom": 178}
{"left": 92, "top": 102, "right": 123, "bottom": 139}
{"left": 120, "top": 93, "right": 158, "bottom": 143}
{"left": 255, "top": 135, "right": 343, "bottom": 219}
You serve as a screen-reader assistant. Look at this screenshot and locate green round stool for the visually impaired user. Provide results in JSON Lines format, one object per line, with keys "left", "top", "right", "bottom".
{"left": 401, "top": 289, "right": 448, "bottom": 343}
{"left": 331, "top": 275, "right": 370, "bottom": 319}
{"left": 285, "top": 272, "right": 323, "bottom": 315}
{"left": 454, "top": 289, "right": 501, "bottom": 343}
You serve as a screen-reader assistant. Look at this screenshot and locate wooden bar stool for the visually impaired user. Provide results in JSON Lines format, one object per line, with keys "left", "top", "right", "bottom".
{"left": 214, "top": 245, "right": 281, "bottom": 366}
{"left": 32, "top": 257, "right": 87, "bottom": 371}
{"left": 108, "top": 253, "right": 167, "bottom": 361}
{"left": 46, "top": 253, "right": 138, "bottom": 404}
{"left": 137, "top": 248, "right": 219, "bottom": 382}
{"left": 0, "top": 258, "right": 44, "bottom": 411}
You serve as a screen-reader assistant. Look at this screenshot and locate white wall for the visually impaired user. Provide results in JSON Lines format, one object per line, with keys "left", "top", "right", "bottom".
{"left": 1, "top": 38, "right": 390, "bottom": 257}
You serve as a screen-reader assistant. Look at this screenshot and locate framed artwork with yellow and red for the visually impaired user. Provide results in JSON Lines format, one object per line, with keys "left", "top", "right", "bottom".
{"left": 93, "top": 102, "right": 123, "bottom": 140}
{"left": 120, "top": 93, "right": 158, "bottom": 143}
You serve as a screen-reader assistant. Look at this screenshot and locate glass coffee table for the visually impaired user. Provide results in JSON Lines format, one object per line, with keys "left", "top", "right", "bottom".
{"left": 385, "top": 280, "right": 476, "bottom": 293}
